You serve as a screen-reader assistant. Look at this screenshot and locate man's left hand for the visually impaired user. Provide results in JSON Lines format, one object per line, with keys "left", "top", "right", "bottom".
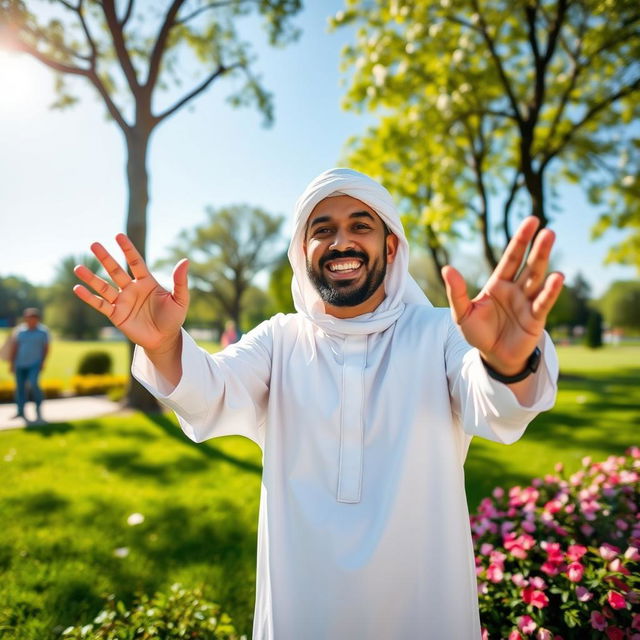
{"left": 441, "top": 216, "right": 564, "bottom": 377}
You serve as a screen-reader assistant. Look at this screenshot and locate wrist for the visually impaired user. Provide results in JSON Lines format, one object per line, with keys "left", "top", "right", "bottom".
{"left": 481, "top": 347, "right": 542, "bottom": 384}
{"left": 144, "top": 332, "right": 182, "bottom": 358}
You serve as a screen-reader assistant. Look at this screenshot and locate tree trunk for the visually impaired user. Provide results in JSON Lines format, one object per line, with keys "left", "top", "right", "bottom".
{"left": 526, "top": 171, "right": 548, "bottom": 228}
{"left": 123, "top": 126, "right": 160, "bottom": 412}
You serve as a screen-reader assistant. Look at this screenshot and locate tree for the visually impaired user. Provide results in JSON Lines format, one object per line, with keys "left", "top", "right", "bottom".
{"left": 47, "top": 254, "right": 109, "bottom": 339}
{"left": 267, "top": 252, "right": 295, "bottom": 314}
{"left": 598, "top": 280, "right": 640, "bottom": 331}
{"left": 158, "top": 204, "right": 284, "bottom": 329}
{"left": 0, "top": 0, "right": 301, "bottom": 408}
{"left": 332, "top": 0, "right": 640, "bottom": 272}
{"left": 584, "top": 308, "right": 603, "bottom": 348}
{"left": 0, "top": 275, "right": 43, "bottom": 326}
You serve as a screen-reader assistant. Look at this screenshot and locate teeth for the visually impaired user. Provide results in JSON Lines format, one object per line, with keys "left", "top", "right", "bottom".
{"left": 328, "top": 261, "right": 360, "bottom": 272}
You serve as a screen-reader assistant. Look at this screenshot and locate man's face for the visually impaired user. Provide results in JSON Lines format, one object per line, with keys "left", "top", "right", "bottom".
{"left": 304, "top": 195, "right": 398, "bottom": 318}
{"left": 24, "top": 314, "right": 39, "bottom": 329}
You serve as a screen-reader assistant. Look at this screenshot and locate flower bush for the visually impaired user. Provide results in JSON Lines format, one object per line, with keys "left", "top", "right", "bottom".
{"left": 473, "top": 448, "right": 640, "bottom": 639}
{"left": 61, "top": 583, "right": 241, "bottom": 639}
{"left": 70, "top": 374, "right": 127, "bottom": 396}
{"left": 0, "top": 379, "right": 64, "bottom": 402}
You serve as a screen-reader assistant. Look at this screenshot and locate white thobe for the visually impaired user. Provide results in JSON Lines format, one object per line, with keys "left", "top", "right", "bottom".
{"left": 132, "top": 304, "right": 558, "bottom": 640}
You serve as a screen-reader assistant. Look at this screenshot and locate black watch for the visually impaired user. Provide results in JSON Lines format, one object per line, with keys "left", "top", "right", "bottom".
{"left": 482, "top": 346, "right": 542, "bottom": 384}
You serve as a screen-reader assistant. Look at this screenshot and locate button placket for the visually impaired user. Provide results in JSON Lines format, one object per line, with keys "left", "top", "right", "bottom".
{"left": 336, "top": 334, "right": 367, "bottom": 503}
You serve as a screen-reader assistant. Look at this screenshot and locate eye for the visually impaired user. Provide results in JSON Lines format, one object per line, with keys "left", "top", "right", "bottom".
{"left": 353, "top": 222, "right": 372, "bottom": 231}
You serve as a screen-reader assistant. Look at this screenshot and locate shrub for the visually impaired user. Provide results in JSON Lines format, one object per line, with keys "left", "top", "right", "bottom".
{"left": 585, "top": 310, "right": 603, "bottom": 349}
{"left": 70, "top": 375, "right": 127, "bottom": 396}
{"left": 473, "top": 448, "right": 640, "bottom": 639}
{"left": 77, "top": 351, "right": 113, "bottom": 375}
{"left": 61, "top": 583, "right": 241, "bottom": 639}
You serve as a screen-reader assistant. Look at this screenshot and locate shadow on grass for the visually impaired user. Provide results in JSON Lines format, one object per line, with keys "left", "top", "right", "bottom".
{"left": 146, "top": 413, "right": 262, "bottom": 475}
{"left": 93, "top": 449, "right": 210, "bottom": 481}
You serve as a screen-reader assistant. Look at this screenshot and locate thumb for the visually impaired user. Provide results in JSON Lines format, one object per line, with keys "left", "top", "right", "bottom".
{"left": 172, "top": 258, "right": 190, "bottom": 308}
{"left": 441, "top": 265, "right": 471, "bottom": 324}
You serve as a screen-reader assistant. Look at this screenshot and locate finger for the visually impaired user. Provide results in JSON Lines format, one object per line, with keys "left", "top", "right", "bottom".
{"left": 74, "top": 264, "right": 119, "bottom": 303}
{"left": 116, "top": 233, "right": 150, "bottom": 281}
{"left": 531, "top": 272, "right": 565, "bottom": 320}
{"left": 517, "top": 228, "right": 556, "bottom": 298}
{"left": 442, "top": 265, "right": 472, "bottom": 324}
{"left": 172, "top": 259, "right": 190, "bottom": 308}
{"left": 72, "top": 284, "right": 115, "bottom": 319}
{"left": 492, "top": 217, "right": 540, "bottom": 282}
{"left": 90, "top": 242, "right": 132, "bottom": 289}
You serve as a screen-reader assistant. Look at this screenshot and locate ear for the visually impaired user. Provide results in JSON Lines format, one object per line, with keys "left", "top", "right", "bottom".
{"left": 385, "top": 233, "right": 399, "bottom": 264}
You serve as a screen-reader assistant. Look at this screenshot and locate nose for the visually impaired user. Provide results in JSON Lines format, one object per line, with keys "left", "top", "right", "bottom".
{"left": 330, "top": 227, "right": 355, "bottom": 251}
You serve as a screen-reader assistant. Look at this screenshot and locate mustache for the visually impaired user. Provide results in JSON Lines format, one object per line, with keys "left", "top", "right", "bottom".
{"left": 319, "top": 249, "right": 368, "bottom": 269}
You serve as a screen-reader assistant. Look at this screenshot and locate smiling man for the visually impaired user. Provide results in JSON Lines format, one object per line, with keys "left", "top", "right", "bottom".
{"left": 74, "top": 168, "right": 564, "bottom": 639}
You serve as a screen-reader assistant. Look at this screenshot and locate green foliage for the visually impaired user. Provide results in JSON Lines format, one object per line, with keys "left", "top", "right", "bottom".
{"left": 584, "top": 309, "right": 603, "bottom": 349}
{"left": 546, "top": 272, "right": 591, "bottom": 330}
{"left": 267, "top": 252, "right": 295, "bottom": 314}
{"left": 598, "top": 280, "right": 640, "bottom": 330}
{"left": 61, "top": 584, "right": 239, "bottom": 639}
{"left": 47, "top": 254, "right": 109, "bottom": 340}
{"left": 0, "top": 275, "right": 43, "bottom": 325}
{"left": 333, "top": 0, "right": 640, "bottom": 270}
{"left": 77, "top": 351, "right": 113, "bottom": 375}
{"left": 156, "top": 205, "right": 284, "bottom": 328}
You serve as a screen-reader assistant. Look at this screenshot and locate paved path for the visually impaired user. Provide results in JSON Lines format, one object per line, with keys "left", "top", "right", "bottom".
{"left": 0, "top": 396, "right": 122, "bottom": 431}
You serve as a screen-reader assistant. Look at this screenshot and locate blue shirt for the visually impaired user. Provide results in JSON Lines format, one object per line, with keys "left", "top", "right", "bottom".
{"left": 13, "top": 325, "right": 49, "bottom": 368}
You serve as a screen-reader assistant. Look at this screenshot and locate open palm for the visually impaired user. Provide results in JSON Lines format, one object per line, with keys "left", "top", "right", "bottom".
{"left": 73, "top": 234, "right": 189, "bottom": 352}
{"left": 442, "top": 217, "right": 564, "bottom": 376}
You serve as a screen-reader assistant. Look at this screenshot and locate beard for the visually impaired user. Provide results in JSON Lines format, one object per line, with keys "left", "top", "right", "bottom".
{"left": 306, "top": 247, "right": 388, "bottom": 308}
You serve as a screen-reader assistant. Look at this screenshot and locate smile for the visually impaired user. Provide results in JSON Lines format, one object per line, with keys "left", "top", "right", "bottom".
{"left": 327, "top": 260, "right": 362, "bottom": 273}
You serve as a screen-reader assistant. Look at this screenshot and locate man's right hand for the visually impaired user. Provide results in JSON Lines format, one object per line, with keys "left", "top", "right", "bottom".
{"left": 73, "top": 234, "right": 189, "bottom": 354}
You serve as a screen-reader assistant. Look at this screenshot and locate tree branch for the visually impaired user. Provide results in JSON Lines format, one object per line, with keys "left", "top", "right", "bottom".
{"left": 120, "top": 0, "right": 135, "bottom": 27}
{"left": 176, "top": 0, "right": 258, "bottom": 25}
{"left": 470, "top": 0, "right": 523, "bottom": 127}
{"left": 153, "top": 62, "right": 240, "bottom": 124}
{"left": 145, "top": 0, "right": 187, "bottom": 91}
{"left": 76, "top": 0, "right": 98, "bottom": 61}
{"left": 100, "top": 0, "right": 140, "bottom": 92}
{"left": 13, "top": 38, "right": 129, "bottom": 130}
{"left": 542, "top": 76, "right": 640, "bottom": 169}
{"left": 502, "top": 170, "right": 523, "bottom": 245}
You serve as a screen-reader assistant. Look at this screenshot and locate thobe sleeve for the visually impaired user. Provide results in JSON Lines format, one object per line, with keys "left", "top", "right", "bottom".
{"left": 131, "top": 320, "right": 272, "bottom": 448}
{"left": 444, "top": 318, "right": 558, "bottom": 445}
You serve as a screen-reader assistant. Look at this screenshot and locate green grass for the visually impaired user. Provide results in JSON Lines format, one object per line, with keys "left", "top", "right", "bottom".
{"left": 0, "top": 331, "right": 219, "bottom": 386}
{"left": 0, "top": 415, "right": 262, "bottom": 639}
{"left": 0, "top": 344, "right": 638, "bottom": 639}
{"left": 464, "top": 344, "right": 640, "bottom": 506}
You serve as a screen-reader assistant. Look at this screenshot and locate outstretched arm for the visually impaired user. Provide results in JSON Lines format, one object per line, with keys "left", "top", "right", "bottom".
{"left": 73, "top": 234, "right": 190, "bottom": 388}
{"left": 441, "top": 217, "right": 564, "bottom": 405}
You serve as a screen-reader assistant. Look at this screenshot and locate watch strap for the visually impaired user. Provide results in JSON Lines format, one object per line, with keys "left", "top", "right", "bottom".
{"left": 481, "top": 346, "right": 542, "bottom": 384}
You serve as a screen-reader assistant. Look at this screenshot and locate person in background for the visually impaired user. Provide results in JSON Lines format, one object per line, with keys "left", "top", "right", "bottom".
{"left": 9, "top": 308, "right": 49, "bottom": 423}
{"left": 220, "top": 320, "right": 239, "bottom": 348}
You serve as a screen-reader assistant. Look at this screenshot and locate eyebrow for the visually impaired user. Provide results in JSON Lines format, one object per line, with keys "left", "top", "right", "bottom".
{"left": 307, "top": 210, "right": 375, "bottom": 230}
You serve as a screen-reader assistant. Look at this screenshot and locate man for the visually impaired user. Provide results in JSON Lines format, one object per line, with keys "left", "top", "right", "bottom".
{"left": 10, "top": 307, "right": 49, "bottom": 423}
{"left": 74, "top": 168, "right": 564, "bottom": 639}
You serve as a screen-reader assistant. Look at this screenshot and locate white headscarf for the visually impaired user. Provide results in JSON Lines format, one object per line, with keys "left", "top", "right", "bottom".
{"left": 288, "top": 168, "right": 432, "bottom": 336}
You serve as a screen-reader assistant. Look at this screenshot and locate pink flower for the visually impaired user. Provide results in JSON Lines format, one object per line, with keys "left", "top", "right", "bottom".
{"left": 599, "top": 543, "right": 621, "bottom": 561}
{"left": 540, "top": 561, "right": 561, "bottom": 576}
{"left": 566, "top": 544, "right": 587, "bottom": 562}
{"left": 530, "top": 576, "right": 546, "bottom": 590}
{"left": 512, "top": 573, "right": 528, "bottom": 588}
{"left": 566, "top": 562, "right": 584, "bottom": 582}
{"left": 607, "top": 591, "right": 626, "bottom": 610}
{"left": 576, "top": 586, "right": 593, "bottom": 602}
{"left": 536, "top": 629, "right": 552, "bottom": 640}
{"left": 492, "top": 486, "right": 504, "bottom": 499}
{"left": 481, "top": 629, "right": 489, "bottom": 640}
{"left": 489, "top": 550, "right": 506, "bottom": 566}
{"left": 480, "top": 543, "right": 494, "bottom": 556}
{"left": 554, "top": 462, "right": 564, "bottom": 473}
{"left": 632, "top": 613, "right": 640, "bottom": 630}
{"left": 509, "top": 632, "right": 523, "bottom": 640}
{"left": 582, "top": 455, "right": 592, "bottom": 467}
{"left": 606, "top": 627, "right": 625, "bottom": 640}
{"left": 625, "top": 546, "right": 640, "bottom": 561}
{"left": 522, "top": 587, "right": 549, "bottom": 608}
{"left": 590, "top": 611, "right": 607, "bottom": 631}
{"left": 518, "top": 615, "right": 537, "bottom": 635}
{"left": 629, "top": 446, "right": 640, "bottom": 459}
{"left": 522, "top": 519, "right": 536, "bottom": 533}
{"left": 487, "top": 563, "right": 504, "bottom": 583}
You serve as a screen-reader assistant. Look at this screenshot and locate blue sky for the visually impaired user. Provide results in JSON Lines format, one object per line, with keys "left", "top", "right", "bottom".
{"left": 0, "top": 1, "right": 635, "bottom": 298}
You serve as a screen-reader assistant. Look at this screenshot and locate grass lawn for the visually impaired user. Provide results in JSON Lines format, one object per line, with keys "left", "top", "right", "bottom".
{"left": 0, "top": 344, "right": 638, "bottom": 639}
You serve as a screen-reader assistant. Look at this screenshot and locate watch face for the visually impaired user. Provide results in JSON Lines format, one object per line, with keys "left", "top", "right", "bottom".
{"left": 529, "top": 347, "right": 542, "bottom": 373}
